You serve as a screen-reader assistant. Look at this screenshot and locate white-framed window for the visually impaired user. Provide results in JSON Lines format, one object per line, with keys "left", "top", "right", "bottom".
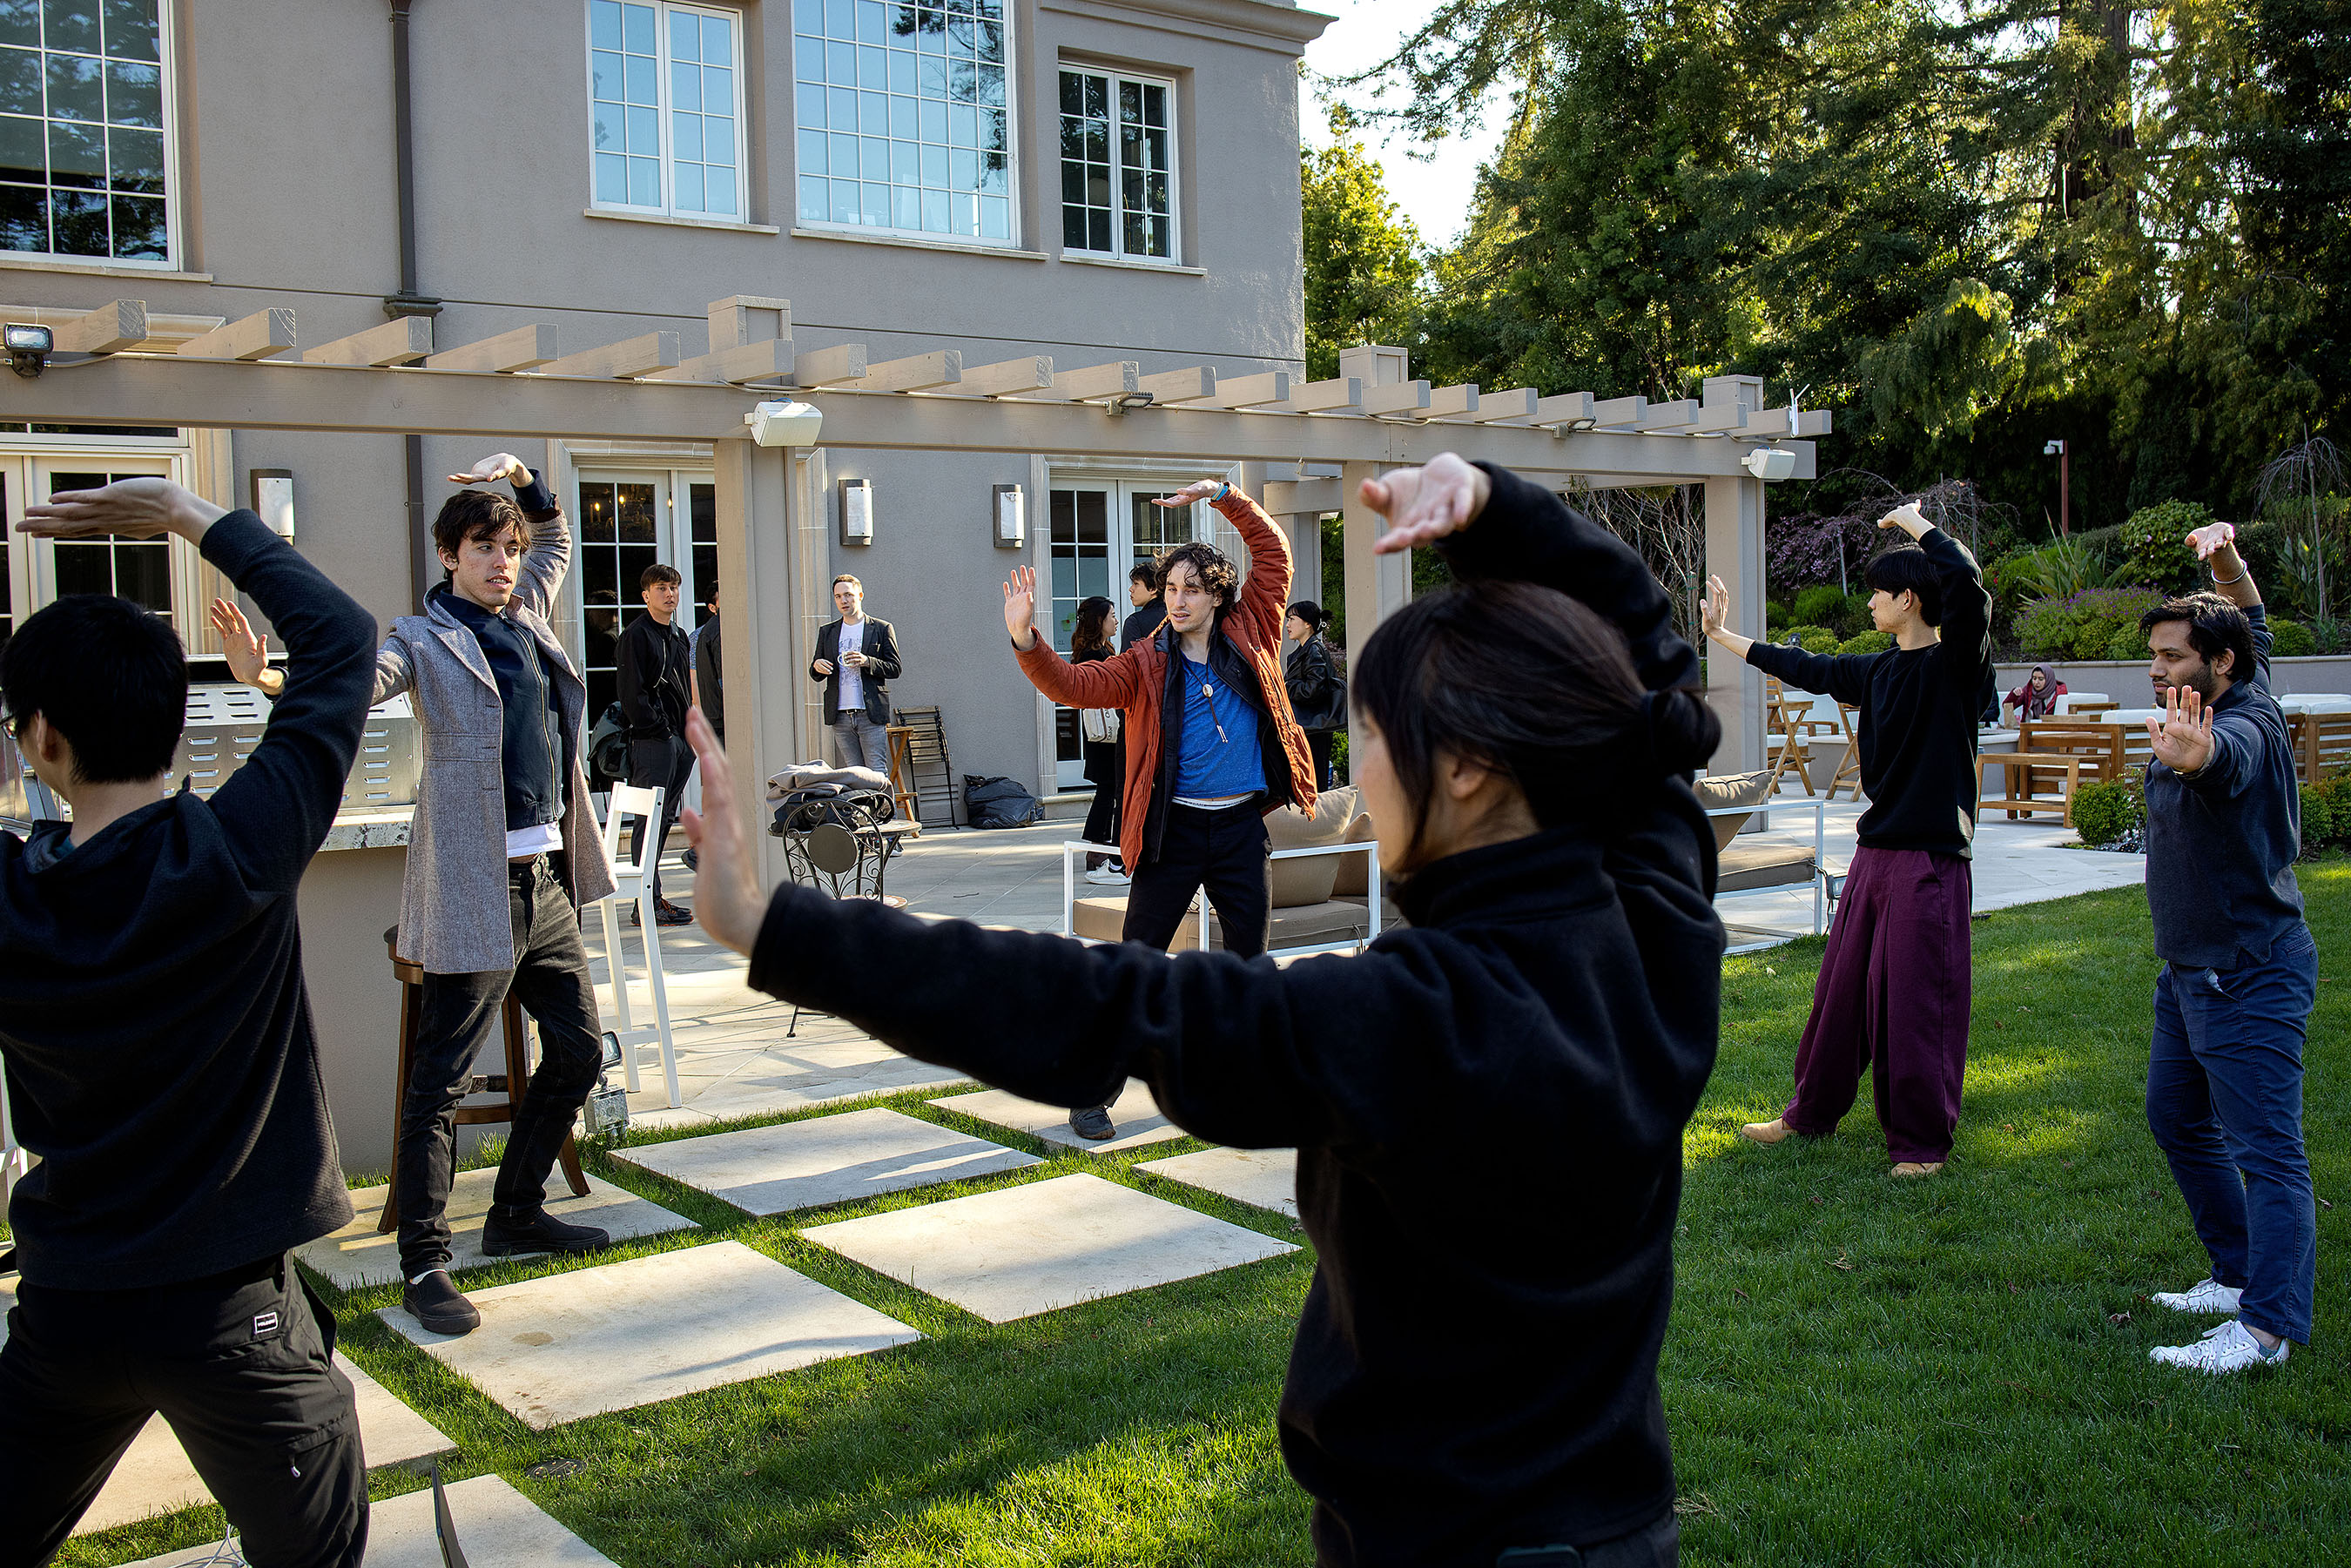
{"left": 1058, "top": 66, "right": 1173, "bottom": 261}
{"left": 0, "top": 0, "right": 174, "bottom": 265}
{"left": 0, "top": 438, "right": 198, "bottom": 666}
{"left": 573, "top": 468, "right": 715, "bottom": 721}
{"left": 587, "top": 0, "right": 745, "bottom": 220}
{"left": 793, "top": 0, "right": 1014, "bottom": 245}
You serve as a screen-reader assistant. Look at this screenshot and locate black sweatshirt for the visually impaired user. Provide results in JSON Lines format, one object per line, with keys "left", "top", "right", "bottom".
{"left": 1743, "top": 527, "right": 1993, "bottom": 858}
{"left": 0, "top": 511, "right": 375, "bottom": 1289}
{"left": 744, "top": 468, "right": 1724, "bottom": 1565}
{"left": 618, "top": 611, "right": 692, "bottom": 741}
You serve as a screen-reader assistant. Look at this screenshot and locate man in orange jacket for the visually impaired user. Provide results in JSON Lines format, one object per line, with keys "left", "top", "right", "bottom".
{"left": 1004, "top": 476, "right": 1317, "bottom": 1137}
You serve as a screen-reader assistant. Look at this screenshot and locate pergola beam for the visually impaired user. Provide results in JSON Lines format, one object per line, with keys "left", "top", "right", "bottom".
{"left": 1138, "top": 366, "right": 1216, "bottom": 402}
{"left": 960, "top": 354, "right": 1055, "bottom": 396}
{"left": 425, "top": 324, "right": 559, "bottom": 373}
{"left": 1358, "top": 379, "right": 1431, "bottom": 416}
{"left": 1591, "top": 395, "right": 1647, "bottom": 429}
{"left": 301, "top": 316, "right": 433, "bottom": 367}
{"left": 1007, "top": 360, "right": 1139, "bottom": 401}
{"left": 1434, "top": 386, "right": 1537, "bottom": 424}
{"left": 179, "top": 309, "right": 295, "bottom": 360}
{"left": 51, "top": 299, "right": 147, "bottom": 354}
{"left": 535, "top": 331, "right": 682, "bottom": 380}
{"left": 792, "top": 343, "right": 870, "bottom": 386}
{"left": 1276, "top": 375, "right": 1361, "bottom": 414}
{"left": 643, "top": 336, "right": 797, "bottom": 384}
{"left": 1172, "top": 370, "right": 1290, "bottom": 409}
{"left": 845, "top": 348, "right": 963, "bottom": 392}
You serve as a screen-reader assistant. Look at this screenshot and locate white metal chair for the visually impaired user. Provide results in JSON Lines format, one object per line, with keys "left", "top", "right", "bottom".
{"left": 595, "top": 785, "right": 681, "bottom": 1108}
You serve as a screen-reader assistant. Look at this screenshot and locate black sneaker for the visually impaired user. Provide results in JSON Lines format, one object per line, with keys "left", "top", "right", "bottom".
{"left": 1069, "top": 1106, "right": 1116, "bottom": 1141}
{"left": 403, "top": 1269, "right": 481, "bottom": 1336}
{"left": 655, "top": 898, "right": 693, "bottom": 926}
{"left": 683, "top": 848, "right": 698, "bottom": 871}
{"left": 481, "top": 1205, "right": 610, "bottom": 1258}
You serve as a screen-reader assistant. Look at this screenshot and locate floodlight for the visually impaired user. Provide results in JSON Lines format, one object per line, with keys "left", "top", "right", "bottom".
{"left": 745, "top": 400, "right": 823, "bottom": 448}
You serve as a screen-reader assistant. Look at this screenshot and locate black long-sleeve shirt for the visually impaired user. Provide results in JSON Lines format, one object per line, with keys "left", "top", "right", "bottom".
{"left": 2144, "top": 606, "right": 2306, "bottom": 966}
{"left": 1744, "top": 527, "right": 1993, "bottom": 858}
{"left": 0, "top": 512, "right": 375, "bottom": 1289}
{"left": 743, "top": 467, "right": 1723, "bottom": 1565}
{"left": 618, "top": 610, "right": 692, "bottom": 742}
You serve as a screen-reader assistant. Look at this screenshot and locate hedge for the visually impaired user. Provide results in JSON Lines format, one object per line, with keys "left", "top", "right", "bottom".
{"left": 2071, "top": 773, "right": 2145, "bottom": 849}
{"left": 1838, "top": 630, "right": 1896, "bottom": 656}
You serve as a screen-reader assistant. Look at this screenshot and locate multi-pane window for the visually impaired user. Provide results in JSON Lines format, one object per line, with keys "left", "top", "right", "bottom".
{"left": 1047, "top": 488, "right": 1110, "bottom": 654}
{"left": 0, "top": 0, "right": 169, "bottom": 262}
{"left": 47, "top": 466, "right": 171, "bottom": 622}
{"left": 793, "top": 0, "right": 1012, "bottom": 244}
{"left": 1059, "top": 68, "right": 1172, "bottom": 260}
{"left": 577, "top": 478, "right": 661, "bottom": 720}
{"left": 588, "top": 0, "right": 743, "bottom": 219}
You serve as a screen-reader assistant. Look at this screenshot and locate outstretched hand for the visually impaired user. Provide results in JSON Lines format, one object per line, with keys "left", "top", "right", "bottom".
{"left": 17, "top": 476, "right": 224, "bottom": 541}
{"left": 678, "top": 707, "right": 766, "bottom": 956}
{"left": 1152, "top": 479, "right": 1226, "bottom": 509}
{"left": 2148, "top": 684, "right": 2217, "bottom": 776}
{"left": 2186, "top": 521, "right": 2237, "bottom": 562}
{"left": 447, "top": 453, "right": 528, "bottom": 487}
{"left": 209, "top": 598, "right": 270, "bottom": 687}
{"left": 1879, "top": 501, "right": 1930, "bottom": 537}
{"left": 1702, "top": 575, "right": 1730, "bottom": 638}
{"left": 1002, "top": 564, "right": 1039, "bottom": 649}
{"left": 1365, "top": 453, "right": 1491, "bottom": 555}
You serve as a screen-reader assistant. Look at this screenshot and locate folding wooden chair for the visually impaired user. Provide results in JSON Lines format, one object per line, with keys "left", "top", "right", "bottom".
{"left": 893, "top": 705, "right": 961, "bottom": 827}
{"left": 1825, "top": 700, "right": 1865, "bottom": 800}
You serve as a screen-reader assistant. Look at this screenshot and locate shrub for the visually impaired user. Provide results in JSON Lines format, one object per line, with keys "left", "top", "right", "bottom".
{"left": 1796, "top": 628, "right": 1842, "bottom": 654}
{"left": 2105, "top": 627, "right": 2149, "bottom": 662}
{"left": 2011, "top": 537, "right": 2116, "bottom": 601}
{"left": 1838, "top": 629, "right": 1896, "bottom": 656}
{"left": 2071, "top": 772, "right": 2146, "bottom": 849}
{"left": 2117, "top": 501, "right": 2210, "bottom": 593}
{"left": 1764, "top": 599, "right": 1790, "bottom": 631}
{"left": 2271, "top": 617, "right": 2318, "bottom": 656}
{"left": 1792, "top": 585, "right": 1849, "bottom": 627}
{"left": 1836, "top": 592, "right": 1877, "bottom": 638}
{"left": 2015, "top": 587, "right": 2166, "bottom": 661}
{"left": 2300, "top": 784, "right": 2334, "bottom": 856}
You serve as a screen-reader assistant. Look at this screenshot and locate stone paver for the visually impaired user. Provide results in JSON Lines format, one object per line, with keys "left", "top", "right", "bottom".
{"left": 1135, "top": 1147, "right": 1300, "bottom": 1218}
{"left": 117, "top": 1474, "right": 615, "bottom": 1568}
{"left": 800, "top": 1172, "right": 1296, "bottom": 1322}
{"left": 0, "top": 1278, "right": 453, "bottom": 1537}
{"left": 378, "top": 1240, "right": 919, "bottom": 1429}
{"left": 615, "top": 1107, "right": 1040, "bottom": 1215}
{"left": 295, "top": 1168, "right": 697, "bottom": 1289}
{"left": 931, "top": 1077, "right": 1187, "bottom": 1154}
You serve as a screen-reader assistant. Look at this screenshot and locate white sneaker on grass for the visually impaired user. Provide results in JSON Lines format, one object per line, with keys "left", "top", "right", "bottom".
{"left": 2150, "top": 1319, "right": 2287, "bottom": 1375}
{"left": 2152, "top": 1277, "right": 2245, "bottom": 1315}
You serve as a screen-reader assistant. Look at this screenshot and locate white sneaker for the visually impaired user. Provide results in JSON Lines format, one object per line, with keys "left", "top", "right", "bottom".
{"left": 2149, "top": 1319, "right": 2288, "bottom": 1375}
{"left": 2152, "top": 1277, "right": 2245, "bottom": 1315}
{"left": 1084, "top": 867, "right": 1130, "bottom": 885}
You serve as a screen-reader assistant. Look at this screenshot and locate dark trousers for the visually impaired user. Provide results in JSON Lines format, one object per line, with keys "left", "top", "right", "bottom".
{"left": 1306, "top": 729, "right": 1337, "bottom": 790}
{"left": 1783, "top": 845, "right": 1972, "bottom": 1162}
{"left": 2148, "top": 925, "right": 2318, "bottom": 1343}
{"left": 395, "top": 856, "right": 604, "bottom": 1276}
{"left": 1081, "top": 739, "right": 1121, "bottom": 869}
{"left": 0, "top": 1254, "right": 367, "bottom": 1568}
{"left": 627, "top": 733, "right": 694, "bottom": 901}
{"left": 1122, "top": 801, "right": 1270, "bottom": 958}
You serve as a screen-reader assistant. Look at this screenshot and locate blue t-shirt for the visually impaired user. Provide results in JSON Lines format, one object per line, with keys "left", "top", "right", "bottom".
{"left": 1175, "top": 656, "right": 1265, "bottom": 798}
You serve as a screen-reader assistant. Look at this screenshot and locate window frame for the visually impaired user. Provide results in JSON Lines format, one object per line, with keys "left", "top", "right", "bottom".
{"left": 790, "top": 0, "right": 1022, "bottom": 251}
{"left": 0, "top": 0, "right": 183, "bottom": 269}
{"left": 583, "top": 0, "right": 750, "bottom": 225}
{"left": 0, "top": 439, "right": 199, "bottom": 663}
{"left": 1055, "top": 64, "right": 1178, "bottom": 266}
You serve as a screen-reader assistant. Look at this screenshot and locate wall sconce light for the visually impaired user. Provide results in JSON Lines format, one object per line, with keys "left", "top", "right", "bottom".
{"left": 993, "top": 482, "right": 1026, "bottom": 548}
{"left": 249, "top": 468, "right": 295, "bottom": 540}
{"left": 838, "top": 476, "right": 873, "bottom": 544}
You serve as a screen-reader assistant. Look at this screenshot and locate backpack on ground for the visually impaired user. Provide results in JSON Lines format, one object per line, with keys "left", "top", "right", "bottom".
{"left": 962, "top": 774, "right": 1045, "bottom": 830}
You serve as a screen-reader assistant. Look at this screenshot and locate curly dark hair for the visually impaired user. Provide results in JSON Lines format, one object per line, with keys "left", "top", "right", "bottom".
{"left": 1155, "top": 539, "right": 1239, "bottom": 609}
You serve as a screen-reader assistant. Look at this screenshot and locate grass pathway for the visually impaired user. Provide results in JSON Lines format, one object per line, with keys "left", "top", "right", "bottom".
{"left": 62, "top": 868, "right": 2351, "bottom": 1566}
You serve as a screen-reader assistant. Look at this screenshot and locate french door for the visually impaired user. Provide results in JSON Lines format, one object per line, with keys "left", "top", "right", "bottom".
{"left": 1046, "top": 480, "right": 1203, "bottom": 788}
{"left": 0, "top": 452, "right": 188, "bottom": 662}
{"left": 574, "top": 468, "right": 717, "bottom": 723}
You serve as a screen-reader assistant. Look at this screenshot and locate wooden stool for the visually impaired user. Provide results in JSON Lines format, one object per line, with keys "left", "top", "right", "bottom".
{"left": 376, "top": 926, "right": 589, "bottom": 1234}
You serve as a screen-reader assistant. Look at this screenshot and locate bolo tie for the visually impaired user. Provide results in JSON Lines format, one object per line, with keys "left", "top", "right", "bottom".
{"left": 1200, "top": 671, "right": 1229, "bottom": 744}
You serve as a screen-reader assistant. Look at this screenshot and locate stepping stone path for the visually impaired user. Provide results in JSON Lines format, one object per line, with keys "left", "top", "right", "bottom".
{"left": 118, "top": 1473, "right": 616, "bottom": 1568}
{"left": 380, "top": 1240, "right": 920, "bottom": 1429}
{"left": 1136, "top": 1146, "right": 1300, "bottom": 1218}
{"left": 801, "top": 1172, "right": 1297, "bottom": 1322}
{"left": 616, "top": 1106, "right": 1040, "bottom": 1215}
{"left": 0, "top": 1278, "right": 452, "bottom": 1538}
{"left": 932, "top": 1077, "right": 1188, "bottom": 1154}
{"left": 295, "top": 1168, "right": 697, "bottom": 1289}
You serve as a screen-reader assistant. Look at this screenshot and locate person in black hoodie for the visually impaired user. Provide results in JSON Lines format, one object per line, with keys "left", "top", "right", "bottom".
{"left": 1703, "top": 503, "right": 1993, "bottom": 1176}
{"left": 681, "top": 453, "right": 1724, "bottom": 1568}
{"left": 0, "top": 477, "right": 375, "bottom": 1566}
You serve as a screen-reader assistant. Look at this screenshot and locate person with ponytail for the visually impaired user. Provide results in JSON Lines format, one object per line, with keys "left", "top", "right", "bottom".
{"left": 681, "top": 453, "right": 1723, "bottom": 1568}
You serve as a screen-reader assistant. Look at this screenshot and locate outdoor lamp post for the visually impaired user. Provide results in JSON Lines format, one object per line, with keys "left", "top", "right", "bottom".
{"left": 2042, "top": 439, "right": 2070, "bottom": 537}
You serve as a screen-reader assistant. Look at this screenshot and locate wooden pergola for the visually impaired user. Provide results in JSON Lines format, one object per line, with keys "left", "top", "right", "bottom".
{"left": 18, "top": 295, "right": 1832, "bottom": 882}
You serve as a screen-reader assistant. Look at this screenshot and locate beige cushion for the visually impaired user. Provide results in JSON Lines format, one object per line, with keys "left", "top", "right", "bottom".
{"left": 1265, "top": 786, "right": 1357, "bottom": 908}
{"left": 1330, "top": 811, "right": 1379, "bottom": 897}
{"left": 1070, "top": 893, "right": 1369, "bottom": 953}
{"left": 1692, "top": 770, "right": 1775, "bottom": 851}
{"left": 1716, "top": 839, "right": 1816, "bottom": 892}
{"left": 1332, "top": 890, "right": 1407, "bottom": 931}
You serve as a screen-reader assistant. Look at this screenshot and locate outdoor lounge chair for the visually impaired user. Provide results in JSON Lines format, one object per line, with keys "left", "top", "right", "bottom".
{"left": 1695, "top": 769, "right": 1829, "bottom": 953}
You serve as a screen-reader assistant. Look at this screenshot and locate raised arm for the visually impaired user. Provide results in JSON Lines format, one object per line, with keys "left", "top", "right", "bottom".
{"left": 2191, "top": 522, "right": 2261, "bottom": 612}
{"left": 1001, "top": 564, "right": 1144, "bottom": 709}
{"left": 1877, "top": 503, "right": 1991, "bottom": 692}
{"left": 1209, "top": 484, "right": 1293, "bottom": 643}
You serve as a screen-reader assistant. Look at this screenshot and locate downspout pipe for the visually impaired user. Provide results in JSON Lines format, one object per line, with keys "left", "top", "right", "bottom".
{"left": 384, "top": 0, "right": 442, "bottom": 612}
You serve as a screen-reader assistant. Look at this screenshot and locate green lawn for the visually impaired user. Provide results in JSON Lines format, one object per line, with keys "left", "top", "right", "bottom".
{"left": 63, "top": 867, "right": 2351, "bottom": 1566}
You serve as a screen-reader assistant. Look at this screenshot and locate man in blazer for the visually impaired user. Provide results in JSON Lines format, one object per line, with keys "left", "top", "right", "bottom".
{"left": 809, "top": 573, "right": 902, "bottom": 773}
{"left": 226, "top": 454, "right": 616, "bottom": 1338}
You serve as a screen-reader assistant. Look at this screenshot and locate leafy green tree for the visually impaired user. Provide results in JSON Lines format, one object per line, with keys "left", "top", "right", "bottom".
{"left": 1300, "top": 111, "right": 1424, "bottom": 380}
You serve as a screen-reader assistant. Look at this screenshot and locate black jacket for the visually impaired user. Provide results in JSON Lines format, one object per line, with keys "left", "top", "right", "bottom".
{"left": 0, "top": 512, "right": 375, "bottom": 1289}
{"left": 1121, "top": 602, "right": 1162, "bottom": 652}
{"left": 742, "top": 467, "right": 1723, "bottom": 1565}
{"left": 694, "top": 614, "right": 724, "bottom": 739}
{"left": 808, "top": 616, "right": 902, "bottom": 724}
{"left": 618, "top": 611, "right": 692, "bottom": 742}
{"left": 1284, "top": 633, "right": 1345, "bottom": 733}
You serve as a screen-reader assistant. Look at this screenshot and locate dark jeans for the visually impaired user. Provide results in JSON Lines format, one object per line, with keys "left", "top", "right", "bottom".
{"left": 0, "top": 1254, "right": 367, "bottom": 1568}
{"left": 395, "top": 855, "right": 603, "bottom": 1276}
{"left": 1123, "top": 800, "right": 1270, "bottom": 958}
{"left": 627, "top": 733, "right": 694, "bottom": 901}
{"left": 1783, "top": 845, "right": 1972, "bottom": 1162}
{"left": 1306, "top": 729, "right": 1337, "bottom": 790}
{"left": 2148, "top": 924, "right": 2318, "bottom": 1343}
{"left": 1081, "top": 739, "right": 1120, "bottom": 869}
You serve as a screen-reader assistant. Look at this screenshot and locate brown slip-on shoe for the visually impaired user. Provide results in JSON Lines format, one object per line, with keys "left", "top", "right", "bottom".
{"left": 1890, "top": 1161, "right": 1946, "bottom": 1178}
{"left": 1740, "top": 1118, "right": 1792, "bottom": 1145}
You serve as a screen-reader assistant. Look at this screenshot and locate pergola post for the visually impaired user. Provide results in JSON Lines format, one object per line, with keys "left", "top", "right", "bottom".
{"left": 1341, "top": 459, "right": 1409, "bottom": 649}
{"left": 713, "top": 440, "right": 801, "bottom": 891}
{"left": 1703, "top": 473, "right": 1768, "bottom": 773}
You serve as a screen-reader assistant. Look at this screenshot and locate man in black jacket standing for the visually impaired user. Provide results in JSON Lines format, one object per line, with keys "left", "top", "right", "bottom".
{"left": 619, "top": 562, "right": 694, "bottom": 924}
{"left": 0, "top": 478, "right": 375, "bottom": 1566}
{"left": 1704, "top": 503, "right": 1993, "bottom": 1176}
{"left": 809, "top": 573, "right": 902, "bottom": 773}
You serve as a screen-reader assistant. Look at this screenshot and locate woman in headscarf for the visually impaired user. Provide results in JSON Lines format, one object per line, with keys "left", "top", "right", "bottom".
{"left": 2005, "top": 663, "right": 2066, "bottom": 722}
